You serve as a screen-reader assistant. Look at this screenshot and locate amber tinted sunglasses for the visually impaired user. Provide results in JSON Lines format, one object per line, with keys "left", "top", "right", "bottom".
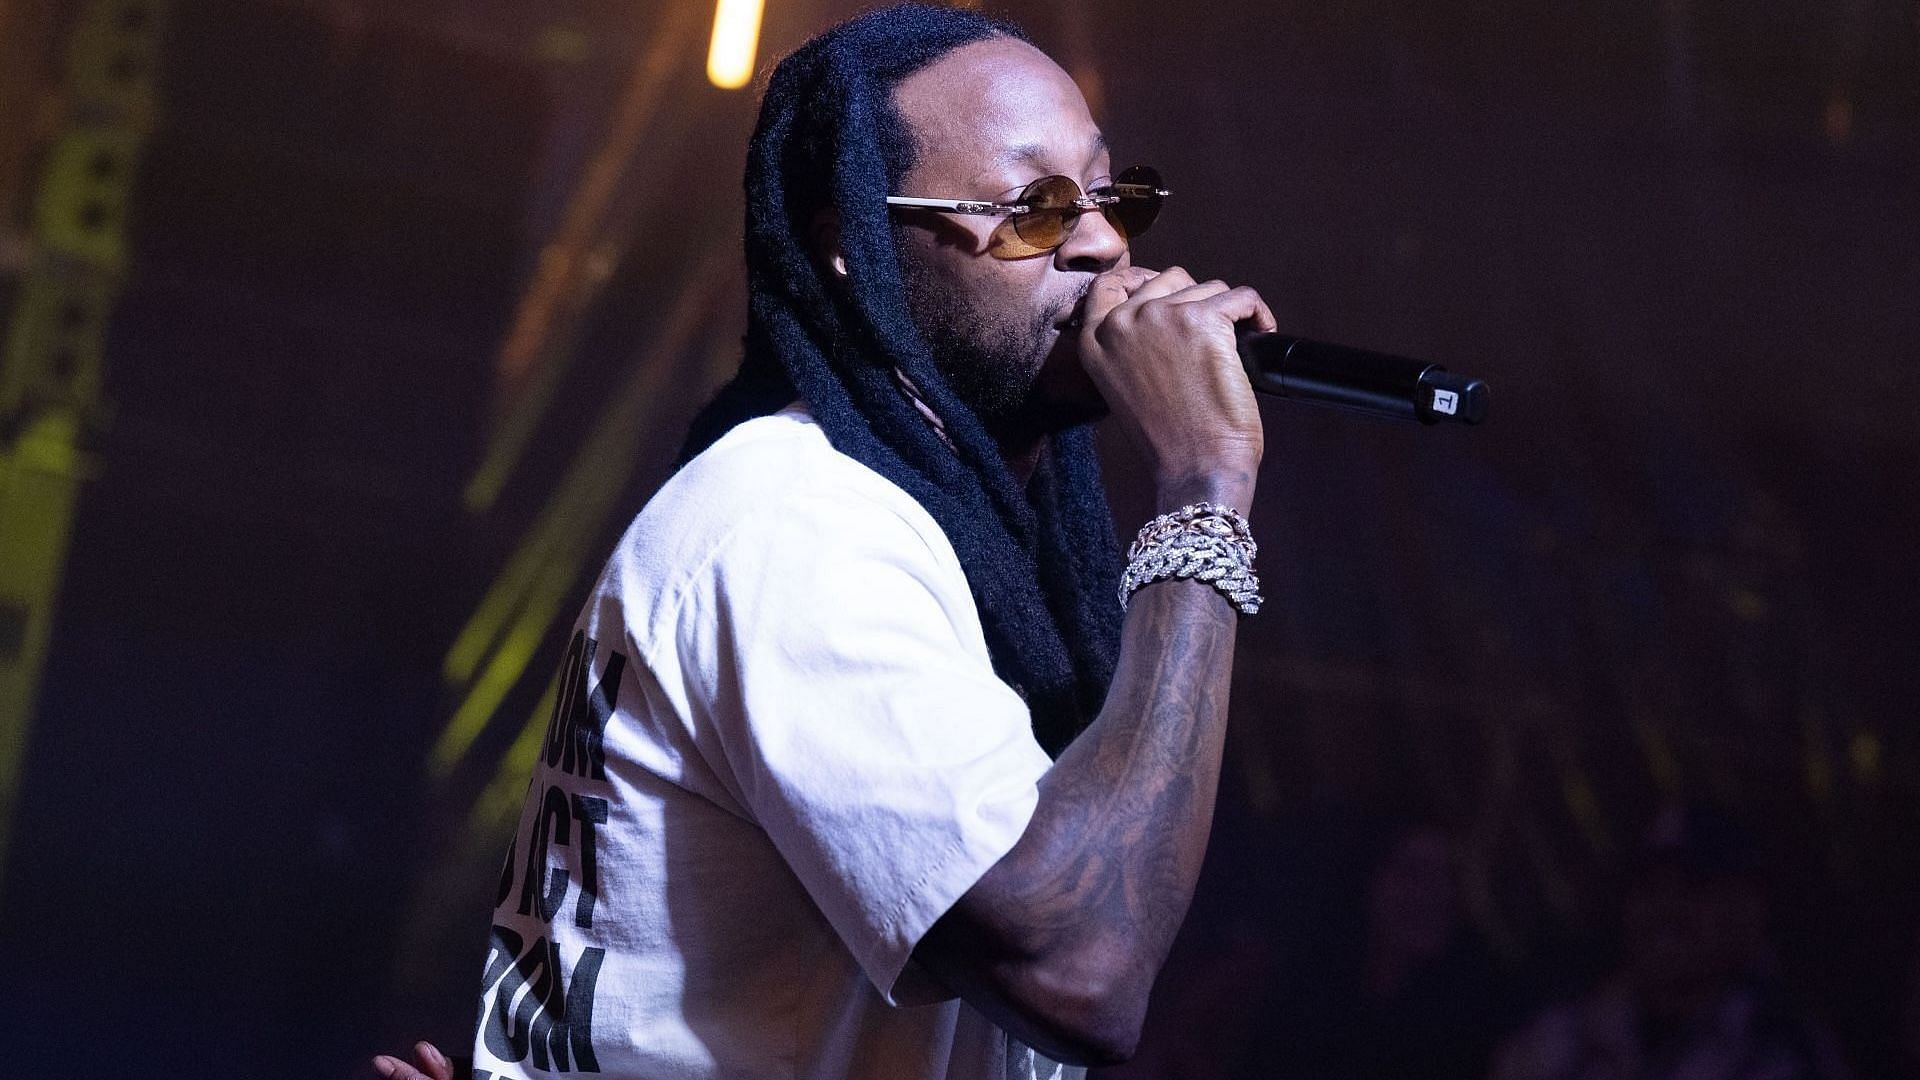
{"left": 886, "top": 165, "right": 1169, "bottom": 253}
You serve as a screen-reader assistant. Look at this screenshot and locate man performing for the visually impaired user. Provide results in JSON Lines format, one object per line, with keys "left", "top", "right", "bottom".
{"left": 379, "top": 4, "right": 1275, "bottom": 1077}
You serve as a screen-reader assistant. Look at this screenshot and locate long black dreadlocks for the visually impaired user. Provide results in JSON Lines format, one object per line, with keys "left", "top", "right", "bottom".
{"left": 678, "top": 3, "right": 1123, "bottom": 756}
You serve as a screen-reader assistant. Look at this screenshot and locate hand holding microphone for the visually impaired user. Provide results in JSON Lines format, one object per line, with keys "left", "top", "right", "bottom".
{"left": 1075, "top": 265, "right": 1274, "bottom": 514}
{"left": 1076, "top": 265, "right": 1491, "bottom": 432}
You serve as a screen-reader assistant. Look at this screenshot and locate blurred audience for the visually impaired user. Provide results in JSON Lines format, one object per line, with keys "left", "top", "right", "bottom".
{"left": 1224, "top": 817, "right": 1518, "bottom": 1080}
{"left": 1489, "top": 804, "right": 1850, "bottom": 1080}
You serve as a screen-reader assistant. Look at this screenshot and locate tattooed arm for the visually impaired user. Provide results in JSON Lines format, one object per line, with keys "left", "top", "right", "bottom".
{"left": 910, "top": 264, "right": 1274, "bottom": 1065}
{"left": 912, "top": 568, "right": 1243, "bottom": 1065}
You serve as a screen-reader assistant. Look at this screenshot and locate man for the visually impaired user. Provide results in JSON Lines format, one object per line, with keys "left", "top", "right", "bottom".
{"left": 379, "top": 5, "right": 1274, "bottom": 1077}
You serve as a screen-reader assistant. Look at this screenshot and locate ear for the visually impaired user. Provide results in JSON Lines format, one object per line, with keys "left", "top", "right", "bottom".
{"left": 810, "top": 207, "right": 849, "bottom": 279}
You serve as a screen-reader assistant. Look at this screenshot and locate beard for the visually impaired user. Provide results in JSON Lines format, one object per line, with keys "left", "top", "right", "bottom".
{"left": 895, "top": 248, "right": 1078, "bottom": 427}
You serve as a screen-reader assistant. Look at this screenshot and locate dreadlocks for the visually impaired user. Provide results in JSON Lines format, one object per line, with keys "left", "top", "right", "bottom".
{"left": 679, "top": 3, "right": 1122, "bottom": 755}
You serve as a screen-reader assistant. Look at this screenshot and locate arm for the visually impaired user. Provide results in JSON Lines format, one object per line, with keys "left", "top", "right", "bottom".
{"left": 915, "top": 569, "right": 1241, "bottom": 1064}
{"left": 912, "top": 266, "right": 1276, "bottom": 1065}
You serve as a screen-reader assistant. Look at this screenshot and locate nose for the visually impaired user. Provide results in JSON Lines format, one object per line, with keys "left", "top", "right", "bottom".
{"left": 1055, "top": 205, "right": 1127, "bottom": 273}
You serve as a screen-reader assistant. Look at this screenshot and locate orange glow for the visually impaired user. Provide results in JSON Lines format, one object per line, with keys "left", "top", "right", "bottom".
{"left": 706, "top": 0, "right": 764, "bottom": 90}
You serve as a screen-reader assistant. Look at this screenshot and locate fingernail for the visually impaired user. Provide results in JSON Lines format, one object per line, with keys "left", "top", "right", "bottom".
{"left": 373, "top": 1058, "right": 400, "bottom": 1078}
{"left": 422, "top": 1042, "right": 450, "bottom": 1070}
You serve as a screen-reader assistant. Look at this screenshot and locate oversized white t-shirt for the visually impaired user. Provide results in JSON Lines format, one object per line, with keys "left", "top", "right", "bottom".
{"left": 470, "top": 405, "right": 1082, "bottom": 1080}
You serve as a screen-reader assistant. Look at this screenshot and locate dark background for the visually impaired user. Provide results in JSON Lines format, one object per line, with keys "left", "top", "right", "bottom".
{"left": 0, "top": 0, "right": 1914, "bottom": 1076}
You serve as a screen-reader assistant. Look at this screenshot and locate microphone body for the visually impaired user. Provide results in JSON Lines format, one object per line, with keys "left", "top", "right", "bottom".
{"left": 1237, "top": 331, "right": 1489, "bottom": 425}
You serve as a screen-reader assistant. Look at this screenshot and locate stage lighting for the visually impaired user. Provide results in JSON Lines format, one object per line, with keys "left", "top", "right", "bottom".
{"left": 706, "top": 0, "right": 763, "bottom": 90}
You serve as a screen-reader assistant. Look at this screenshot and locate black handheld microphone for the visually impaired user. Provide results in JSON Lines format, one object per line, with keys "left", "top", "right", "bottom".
{"left": 1237, "top": 330, "right": 1490, "bottom": 426}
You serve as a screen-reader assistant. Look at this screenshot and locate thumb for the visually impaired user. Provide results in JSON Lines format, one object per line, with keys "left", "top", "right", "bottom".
{"left": 1079, "top": 266, "right": 1154, "bottom": 328}
{"left": 1079, "top": 274, "right": 1131, "bottom": 329}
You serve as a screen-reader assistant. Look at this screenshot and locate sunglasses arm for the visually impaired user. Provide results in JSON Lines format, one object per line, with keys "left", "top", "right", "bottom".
{"left": 883, "top": 196, "right": 1024, "bottom": 216}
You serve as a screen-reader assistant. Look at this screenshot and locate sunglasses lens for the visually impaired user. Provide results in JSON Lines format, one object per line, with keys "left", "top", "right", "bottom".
{"left": 1011, "top": 175, "right": 1080, "bottom": 250}
{"left": 1105, "top": 165, "right": 1165, "bottom": 239}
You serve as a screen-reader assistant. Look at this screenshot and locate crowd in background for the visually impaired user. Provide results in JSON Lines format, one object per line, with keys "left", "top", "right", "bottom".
{"left": 1107, "top": 801, "right": 1913, "bottom": 1080}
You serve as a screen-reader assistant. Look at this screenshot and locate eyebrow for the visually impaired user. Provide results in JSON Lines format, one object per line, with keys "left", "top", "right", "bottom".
{"left": 994, "top": 131, "right": 1110, "bottom": 173}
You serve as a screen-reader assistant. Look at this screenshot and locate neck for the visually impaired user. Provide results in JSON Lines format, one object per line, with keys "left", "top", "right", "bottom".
{"left": 987, "top": 381, "right": 1108, "bottom": 486}
{"left": 997, "top": 429, "right": 1046, "bottom": 487}
{"left": 987, "top": 405, "right": 1059, "bottom": 488}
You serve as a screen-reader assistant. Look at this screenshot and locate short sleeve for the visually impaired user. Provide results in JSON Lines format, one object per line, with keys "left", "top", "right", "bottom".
{"left": 671, "top": 485, "right": 1051, "bottom": 1003}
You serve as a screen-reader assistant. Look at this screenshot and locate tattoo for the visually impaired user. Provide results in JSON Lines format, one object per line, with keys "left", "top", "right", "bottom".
{"left": 1028, "top": 583, "right": 1233, "bottom": 954}
{"left": 918, "top": 578, "right": 1240, "bottom": 1057}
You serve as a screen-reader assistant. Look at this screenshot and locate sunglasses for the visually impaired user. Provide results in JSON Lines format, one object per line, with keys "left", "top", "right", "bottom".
{"left": 885, "top": 165, "right": 1169, "bottom": 255}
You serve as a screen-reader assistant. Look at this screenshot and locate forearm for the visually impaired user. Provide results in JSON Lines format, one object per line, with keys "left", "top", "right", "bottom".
{"left": 918, "top": 260, "right": 1271, "bottom": 1061}
{"left": 1022, "top": 578, "right": 1238, "bottom": 1001}
{"left": 918, "top": 567, "right": 1241, "bottom": 1062}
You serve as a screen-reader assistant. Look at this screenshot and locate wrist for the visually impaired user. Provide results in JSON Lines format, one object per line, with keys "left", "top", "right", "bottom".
{"left": 1153, "top": 470, "right": 1256, "bottom": 517}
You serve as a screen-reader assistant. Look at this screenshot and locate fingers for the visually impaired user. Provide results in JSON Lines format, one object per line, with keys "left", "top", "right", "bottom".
{"left": 1138, "top": 282, "right": 1274, "bottom": 345}
{"left": 1159, "top": 280, "right": 1232, "bottom": 305}
{"left": 1228, "top": 285, "right": 1276, "bottom": 332}
{"left": 1113, "top": 265, "right": 1159, "bottom": 292}
{"left": 1115, "top": 265, "right": 1199, "bottom": 310}
{"left": 1187, "top": 284, "right": 1273, "bottom": 331}
{"left": 1079, "top": 266, "right": 1156, "bottom": 326}
{"left": 1122, "top": 272, "right": 1272, "bottom": 333}
{"left": 371, "top": 1042, "right": 453, "bottom": 1080}
{"left": 415, "top": 1042, "right": 454, "bottom": 1080}
{"left": 1251, "top": 292, "right": 1278, "bottom": 334}
{"left": 372, "top": 1056, "right": 421, "bottom": 1080}
{"left": 1081, "top": 268, "right": 1276, "bottom": 351}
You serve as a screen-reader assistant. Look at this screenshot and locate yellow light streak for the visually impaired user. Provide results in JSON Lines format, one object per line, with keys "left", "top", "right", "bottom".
{"left": 468, "top": 0, "right": 705, "bottom": 512}
{"left": 706, "top": 0, "right": 763, "bottom": 90}
{"left": 430, "top": 556, "right": 579, "bottom": 778}
{"left": 430, "top": 253, "right": 737, "bottom": 777}
{"left": 465, "top": 679, "right": 559, "bottom": 833}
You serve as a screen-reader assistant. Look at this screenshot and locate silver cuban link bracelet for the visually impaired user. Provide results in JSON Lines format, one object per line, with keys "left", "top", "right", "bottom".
{"left": 1118, "top": 501, "right": 1263, "bottom": 616}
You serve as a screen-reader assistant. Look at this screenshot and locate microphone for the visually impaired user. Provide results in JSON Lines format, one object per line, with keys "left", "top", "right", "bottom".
{"left": 1237, "top": 330, "right": 1490, "bottom": 426}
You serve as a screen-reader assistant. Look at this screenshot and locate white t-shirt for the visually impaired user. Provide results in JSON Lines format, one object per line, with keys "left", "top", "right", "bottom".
{"left": 470, "top": 405, "right": 1083, "bottom": 1080}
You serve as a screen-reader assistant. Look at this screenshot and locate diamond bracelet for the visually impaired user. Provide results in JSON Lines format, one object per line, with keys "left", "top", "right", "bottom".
{"left": 1119, "top": 502, "right": 1263, "bottom": 616}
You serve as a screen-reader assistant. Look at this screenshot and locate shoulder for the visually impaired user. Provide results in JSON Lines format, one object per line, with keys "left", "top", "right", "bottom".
{"left": 602, "top": 406, "right": 965, "bottom": 647}
{"left": 639, "top": 404, "right": 950, "bottom": 565}
{"left": 682, "top": 405, "right": 927, "bottom": 519}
